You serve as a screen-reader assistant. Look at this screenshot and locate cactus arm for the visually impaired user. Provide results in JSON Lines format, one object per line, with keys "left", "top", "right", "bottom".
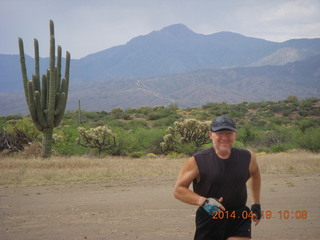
{"left": 18, "top": 38, "right": 29, "bottom": 104}
{"left": 55, "top": 51, "right": 70, "bottom": 126}
{"left": 31, "top": 74, "right": 40, "bottom": 96}
{"left": 47, "top": 21, "right": 56, "bottom": 128}
{"left": 27, "top": 81, "right": 43, "bottom": 131}
{"left": 34, "top": 39, "right": 40, "bottom": 92}
{"left": 55, "top": 92, "right": 66, "bottom": 116}
{"left": 46, "top": 69, "right": 50, "bottom": 109}
{"left": 27, "top": 81, "right": 35, "bottom": 117}
{"left": 60, "top": 78, "right": 67, "bottom": 95}
{"left": 64, "top": 51, "right": 70, "bottom": 97}
{"left": 56, "top": 46, "right": 62, "bottom": 92}
{"left": 55, "top": 77, "right": 66, "bottom": 114}
{"left": 34, "top": 91, "right": 48, "bottom": 128}
{"left": 41, "top": 74, "right": 47, "bottom": 111}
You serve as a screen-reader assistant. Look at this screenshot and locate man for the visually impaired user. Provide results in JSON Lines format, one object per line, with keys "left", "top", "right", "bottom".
{"left": 173, "top": 116, "right": 261, "bottom": 240}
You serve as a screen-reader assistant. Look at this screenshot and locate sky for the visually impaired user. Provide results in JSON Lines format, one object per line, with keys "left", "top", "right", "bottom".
{"left": 1, "top": 0, "right": 320, "bottom": 59}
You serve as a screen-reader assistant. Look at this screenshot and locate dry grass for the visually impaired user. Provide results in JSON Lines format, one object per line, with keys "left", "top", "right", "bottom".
{"left": 257, "top": 150, "right": 320, "bottom": 174}
{"left": 0, "top": 156, "right": 184, "bottom": 186}
{"left": 0, "top": 150, "right": 319, "bottom": 186}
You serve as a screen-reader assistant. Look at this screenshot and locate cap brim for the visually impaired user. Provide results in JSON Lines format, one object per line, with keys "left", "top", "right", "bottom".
{"left": 211, "top": 126, "right": 237, "bottom": 132}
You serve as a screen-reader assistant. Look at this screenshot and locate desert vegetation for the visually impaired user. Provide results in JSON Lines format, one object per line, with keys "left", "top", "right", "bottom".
{"left": 1, "top": 96, "right": 319, "bottom": 158}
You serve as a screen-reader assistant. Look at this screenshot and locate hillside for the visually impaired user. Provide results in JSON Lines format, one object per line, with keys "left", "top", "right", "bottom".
{"left": 66, "top": 55, "right": 320, "bottom": 112}
{"left": 0, "top": 54, "right": 319, "bottom": 116}
{"left": 1, "top": 24, "right": 320, "bottom": 91}
{"left": 0, "top": 24, "right": 319, "bottom": 115}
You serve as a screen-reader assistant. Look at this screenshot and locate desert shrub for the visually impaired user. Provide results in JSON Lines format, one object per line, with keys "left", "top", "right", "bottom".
{"left": 0, "top": 131, "right": 30, "bottom": 153}
{"left": 296, "top": 128, "right": 320, "bottom": 152}
{"left": 0, "top": 117, "right": 7, "bottom": 132}
{"left": 5, "top": 118, "right": 41, "bottom": 141}
{"left": 270, "top": 144, "right": 292, "bottom": 153}
{"left": 130, "top": 151, "right": 144, "bottom": 158}
{"left": 0, "top": 118, "right": 40, "bottom": 154}
{"left": 116, "top": 128, "right": 165, "bottom": 155}
{"left": 77, "top": 125, "right": 116, "bottom": 156}
{"left": 146, "top": 153, "right": 157, "bottom": 158}
{"left": 193, "top": 112, "right": 209, "bottom": 120}
{"left": 152, "top": 115, "right": 179, "bottom": 127}
{"left": 53, "top": 126, "right": 86, "bottom": 155}
{"left": 251, "top": 126, "right": 294, "bottom": 152}
{"left": 135, "top": 106, "right": 153, "bottom": 116}
{"left": 123, "top": 119, "right": 149, "bottom": 130}
{"left": 233, "top": 140, "right": 245, "bottom": 149}
{"left": 161, "top": 119, "right": 210, "bottom": 155}
{"left": 296, "top": 119, "right": 318, "bottom": 133}
{"left": 269, "top": 117, "right": 285, "bottom": 125}
{"left": 237, "top": 125, "right": 258, "bottom": 146}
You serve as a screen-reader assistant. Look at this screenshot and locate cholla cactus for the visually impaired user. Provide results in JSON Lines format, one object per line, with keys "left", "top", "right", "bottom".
{"left": 161, "top": 119, "right": 211, "bottom": 155}
{"left": 77, "top": 126, "right": 116, "bottom": 156}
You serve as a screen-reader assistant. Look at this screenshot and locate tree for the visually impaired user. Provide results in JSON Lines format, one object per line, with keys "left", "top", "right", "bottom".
{"left": 77, "top": 126, "right": 116, "bottom": 156}
{"left": 161, "top": 119, "right": 210, "bottom": 155}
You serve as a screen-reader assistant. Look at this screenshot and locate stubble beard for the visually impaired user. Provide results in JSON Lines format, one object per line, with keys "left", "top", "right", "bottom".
{"left": 214, "top": 142, "right": 233, "bottom": 157}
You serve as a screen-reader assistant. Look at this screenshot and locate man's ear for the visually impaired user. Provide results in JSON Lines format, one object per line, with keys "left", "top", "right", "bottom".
{"left": 209, "top": 131, "right": 214, "bottom": 139}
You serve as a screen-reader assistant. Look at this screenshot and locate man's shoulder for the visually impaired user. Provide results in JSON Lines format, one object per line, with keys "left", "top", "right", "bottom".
{"left": 232, "top": 147, "right": 251, "bottom": 158}
{"left": 193, "top": 147, "right": 213, "bottom": 157}
{"left": 232, "top": 147, "right": 250, "bottom": 153}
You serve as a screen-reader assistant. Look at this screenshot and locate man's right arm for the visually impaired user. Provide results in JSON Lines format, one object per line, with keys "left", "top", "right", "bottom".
{"left": 173, "top": 156, "right": 206, "bottom": 206}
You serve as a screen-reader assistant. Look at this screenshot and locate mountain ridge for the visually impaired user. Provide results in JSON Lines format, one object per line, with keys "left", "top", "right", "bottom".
{"left": 0, "top": 24, "right": 319, "bottom": 115}
{"left": 1, "top": 54, "right": 318, "bottom": 116}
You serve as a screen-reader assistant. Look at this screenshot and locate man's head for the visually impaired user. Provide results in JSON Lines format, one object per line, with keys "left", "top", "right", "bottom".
{"left": 210, "top": 116, "right": 237, "bottom": 132}
{"left": 209, "top": 116, "right": 237, "bottom": 155}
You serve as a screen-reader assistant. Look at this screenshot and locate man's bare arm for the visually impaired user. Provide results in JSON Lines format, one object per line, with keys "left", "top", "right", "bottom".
{"left": 249, "top": 150, "right": 261, "bottom": 225}
{"left": 173, "top": 157, "right": 206, "bottom": 206}
{"left": 249, "top": 151, "right": 261, "bottom": 204}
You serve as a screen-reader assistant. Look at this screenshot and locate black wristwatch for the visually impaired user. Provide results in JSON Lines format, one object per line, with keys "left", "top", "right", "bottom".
{"left": 201, "top": 198, "right": 209, "bottom": 207}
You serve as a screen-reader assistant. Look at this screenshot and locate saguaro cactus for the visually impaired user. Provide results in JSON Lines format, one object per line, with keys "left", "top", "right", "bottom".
{"left": 18, "top": 20, "right": 70, "bottom": 158}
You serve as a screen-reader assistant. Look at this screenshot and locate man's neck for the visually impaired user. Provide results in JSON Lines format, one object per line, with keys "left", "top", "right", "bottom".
{"left": 213, "top": 146, "right": 232, "bottom": 159}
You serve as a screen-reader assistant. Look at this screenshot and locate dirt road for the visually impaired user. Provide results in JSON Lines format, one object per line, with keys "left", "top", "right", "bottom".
{"left": 1, "top": 174, "right": 319, "bottom": 240}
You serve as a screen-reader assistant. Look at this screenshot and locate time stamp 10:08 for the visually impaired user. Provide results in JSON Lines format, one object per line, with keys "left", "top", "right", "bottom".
{"left": 212, "top": 210, "right": 308, "bottom": 220}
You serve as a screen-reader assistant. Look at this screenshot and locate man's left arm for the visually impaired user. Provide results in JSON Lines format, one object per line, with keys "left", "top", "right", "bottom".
{"left": 249, "top": 150, "right": 261, "bottom": 226}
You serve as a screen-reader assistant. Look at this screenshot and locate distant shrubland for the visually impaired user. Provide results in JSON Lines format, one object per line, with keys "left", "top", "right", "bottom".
{"left": 1, "top": 96, "right": 319, "bottom": 157}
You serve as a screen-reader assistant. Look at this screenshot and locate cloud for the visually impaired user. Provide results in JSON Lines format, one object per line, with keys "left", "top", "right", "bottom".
{"left": 0, "top": 0, "right": 319, "bottom": 59}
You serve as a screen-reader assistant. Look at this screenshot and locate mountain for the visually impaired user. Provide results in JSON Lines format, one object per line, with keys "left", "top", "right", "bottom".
{"left": 66, "top": 55, "right": 320, "bottom": 112}
{"left": 0, "top": 24, "right": 320, "bottom": 115}
{"left": 1, "top": 54, "right": 319, "bottom": 116}
{"left": 1, "top": 24, "right": 320, "bottom": 92}
{"left": 71, "top": 24, "right": 320, "bottom": 82}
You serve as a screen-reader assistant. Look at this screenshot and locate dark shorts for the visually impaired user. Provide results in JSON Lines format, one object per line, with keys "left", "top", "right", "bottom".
{"left": 194, "top": 206, "right": 252, "bottom": 240}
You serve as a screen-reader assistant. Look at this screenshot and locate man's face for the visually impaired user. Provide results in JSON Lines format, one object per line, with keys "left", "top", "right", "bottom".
{"left": 209, "top": 130, "right": 237, "bottom": 153}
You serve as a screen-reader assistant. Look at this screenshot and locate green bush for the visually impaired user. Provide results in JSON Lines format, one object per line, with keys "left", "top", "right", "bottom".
{"left": 237, "top": 125, "right": 258, "bottom": 146}
{"left": 114, "top": 127, "right": 165, "bottom": 156}
{"left": 270, "top": 144, "right": 292, "bottom": 153}
{"left": 296, "top": 128, "right": 320, "bottom": 152}
{"left": 5, "top": 117, "right": 41, "bottom": 141}
{"left": 130, "top": 152, "right": 144, "bottom": 158}
{"left": 53, "top": 126, "right": 86, "bottom": 155}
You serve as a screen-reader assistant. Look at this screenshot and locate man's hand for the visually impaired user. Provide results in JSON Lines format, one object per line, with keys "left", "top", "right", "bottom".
{"left": 251, "top": 204, "right": 261, "bottom": 226}
{"left": 201, "top": 197, "right": 225, "bottom": 215}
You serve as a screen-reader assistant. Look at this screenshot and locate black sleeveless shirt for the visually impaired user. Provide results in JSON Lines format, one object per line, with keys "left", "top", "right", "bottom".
{"left": 193, "top": 147, "right": 251, "bottom": 210}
